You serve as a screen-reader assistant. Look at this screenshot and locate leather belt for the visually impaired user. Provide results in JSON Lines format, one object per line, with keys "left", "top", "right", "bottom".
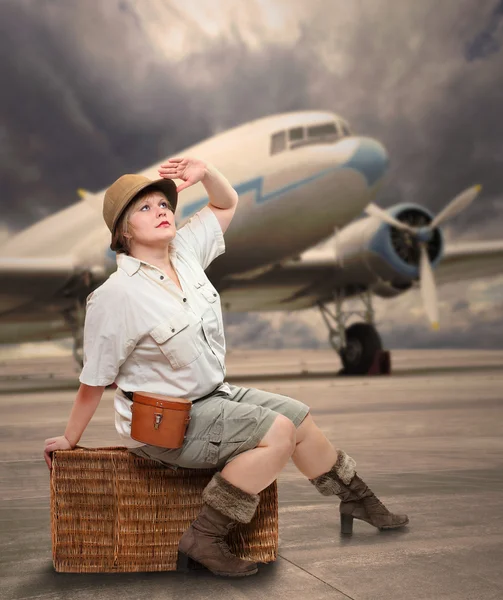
{"left": 121, "top": 384, "right": 226, "bottom": 403}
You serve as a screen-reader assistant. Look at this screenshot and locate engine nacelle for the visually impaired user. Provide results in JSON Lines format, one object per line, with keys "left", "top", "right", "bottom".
{"left": 334, "top": 203, "right": 444, "bottom": 297}
{"left": 370, "top": 279, "right": 412, "bottom": 298}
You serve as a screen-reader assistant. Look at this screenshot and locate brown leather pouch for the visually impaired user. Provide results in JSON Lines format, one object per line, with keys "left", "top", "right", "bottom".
{"left": 130, "top": 391, "right": 192, "bottom": 448}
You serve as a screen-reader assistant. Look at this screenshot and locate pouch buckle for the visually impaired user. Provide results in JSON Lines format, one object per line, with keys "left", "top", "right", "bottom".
{"left": 154, "top": 413, "right": 163, "bottom": 429}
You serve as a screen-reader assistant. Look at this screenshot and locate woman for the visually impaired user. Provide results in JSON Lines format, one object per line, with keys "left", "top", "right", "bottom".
{"left": 44, "top": 157, "right": 408, "bottom": 578}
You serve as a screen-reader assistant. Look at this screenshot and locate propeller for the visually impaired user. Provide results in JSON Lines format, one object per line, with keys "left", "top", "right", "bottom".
{"left": 364, "top": 184, "right": 482, "bottom": 328}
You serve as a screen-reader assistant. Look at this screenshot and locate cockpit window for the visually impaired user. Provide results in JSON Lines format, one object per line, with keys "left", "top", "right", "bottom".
{"left": 289, "top": 127, "right": 304, "bottom": 141}
{"left": 271, "top": 131, "right": 286, "bottom": 155}
{"left": 307, "top": 123, "right": 338, "bottom": 137}
{"left": 271, "top": 120, "right": 351, "bottom": 155}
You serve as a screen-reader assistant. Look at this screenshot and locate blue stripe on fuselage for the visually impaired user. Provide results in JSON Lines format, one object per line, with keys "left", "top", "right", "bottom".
{"left": 179, "top": 138, "right": 387, "bottom": 221}
{"left": 180, "top": 168, "right": 334, "bottom": 220}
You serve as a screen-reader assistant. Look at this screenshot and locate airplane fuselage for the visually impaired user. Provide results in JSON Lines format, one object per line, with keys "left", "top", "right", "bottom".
{"left": 0, "top": 110, "right": 390, "bottom": 342}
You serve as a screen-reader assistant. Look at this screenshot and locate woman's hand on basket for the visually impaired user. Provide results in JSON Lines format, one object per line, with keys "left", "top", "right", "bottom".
{"left": 158, "top": 157, "right": 208, "bottom": 193}
{"left": 44, "top": 435, "right": 72, "bottom": 470}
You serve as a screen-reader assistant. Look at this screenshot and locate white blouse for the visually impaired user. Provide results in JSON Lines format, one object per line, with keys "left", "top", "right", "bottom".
{"left": 79, "top": 206, "right": 229, "bottom": 447}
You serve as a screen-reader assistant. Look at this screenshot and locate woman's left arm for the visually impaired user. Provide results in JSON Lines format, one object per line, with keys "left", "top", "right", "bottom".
{"left": 158, "top": 158, "right": 238, "bottom": 234}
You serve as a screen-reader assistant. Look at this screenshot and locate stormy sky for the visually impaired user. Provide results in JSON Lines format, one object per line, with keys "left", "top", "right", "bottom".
{"left": 1, "top": 0, "right": 502, "bottom": 349}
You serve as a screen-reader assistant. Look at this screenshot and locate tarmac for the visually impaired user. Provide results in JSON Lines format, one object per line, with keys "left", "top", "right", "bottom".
{"left": 1, "top": 348, "right": 503, "bottom": 600}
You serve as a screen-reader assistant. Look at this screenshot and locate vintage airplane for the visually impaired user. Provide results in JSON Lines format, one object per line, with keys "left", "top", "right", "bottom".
{"left": 1, "top": 111, "right": 502, "bottom": 374}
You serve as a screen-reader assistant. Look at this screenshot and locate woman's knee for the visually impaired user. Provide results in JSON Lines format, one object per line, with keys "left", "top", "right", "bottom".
{"left": 295, "top": 412, "right": 316, "bottom": 444}
{"left": 258, "top": 414, "right": 297, "bottom": 455}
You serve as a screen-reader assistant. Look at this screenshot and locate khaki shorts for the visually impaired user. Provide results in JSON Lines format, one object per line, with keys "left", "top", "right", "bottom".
{"left": 129, "top": 383, "right": 310, "bottom": 470}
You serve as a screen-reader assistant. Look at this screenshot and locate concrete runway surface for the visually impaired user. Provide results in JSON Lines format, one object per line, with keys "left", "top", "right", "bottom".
{"left": 1, "top": 349, "right": 502, "bottom": 600}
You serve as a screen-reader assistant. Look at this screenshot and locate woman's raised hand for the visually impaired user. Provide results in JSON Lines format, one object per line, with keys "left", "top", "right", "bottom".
{"left": 158, "top": 157, "right": 207, "bottom": 193}
{"left": 44, "top": 435, "right": 72, "bottom": 470}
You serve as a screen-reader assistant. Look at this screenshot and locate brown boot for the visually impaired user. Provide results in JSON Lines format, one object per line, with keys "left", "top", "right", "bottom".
{"left": 177, "top": 472, "right": 260, "bottom": 577}
{"left": 309, "top": 450, "right": 409, "bottom": 534}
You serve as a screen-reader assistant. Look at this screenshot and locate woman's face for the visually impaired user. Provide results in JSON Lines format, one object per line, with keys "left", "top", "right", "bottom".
{"left": 127, "top": 190, "right": 176, "bottom": 248}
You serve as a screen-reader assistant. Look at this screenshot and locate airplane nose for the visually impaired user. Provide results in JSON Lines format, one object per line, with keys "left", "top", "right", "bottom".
{"left": 344, "top": 137, "right": 389, "bottom": 187}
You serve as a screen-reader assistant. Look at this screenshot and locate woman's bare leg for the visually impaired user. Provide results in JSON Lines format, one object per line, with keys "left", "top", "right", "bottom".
{"left": 291, "top": 413, "right": 338, "bottom": 478}
{"left": 221, "top": 414, "right": 296, "bottom": 494}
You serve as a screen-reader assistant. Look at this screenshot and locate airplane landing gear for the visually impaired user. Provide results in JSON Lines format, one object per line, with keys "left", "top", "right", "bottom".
{"left": 62, "top": 298, "right": 85, "bottom": 369}
{"left": 318, "top": 291, "right": 387, "bottom": 375}
{"left": 340, "top": 322, "right": 383, "bottom": 374}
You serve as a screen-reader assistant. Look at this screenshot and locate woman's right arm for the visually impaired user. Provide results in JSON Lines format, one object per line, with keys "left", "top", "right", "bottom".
{"left": 44, "top": 383, "right": 106, "bottom": 470}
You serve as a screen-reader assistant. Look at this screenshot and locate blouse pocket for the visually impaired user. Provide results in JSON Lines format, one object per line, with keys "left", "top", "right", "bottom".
{"left": 149, "top": 312, "right": 202, "bottom": 369}
{"left": 200, "top": 282, "right": 219, "bottom": 304}
{"left": 197, "top": 281, "right": 224, "bottom": 343}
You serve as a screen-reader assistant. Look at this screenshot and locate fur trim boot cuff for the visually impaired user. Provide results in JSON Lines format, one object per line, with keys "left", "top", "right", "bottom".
{"left": 202, "top": 472, "right": 260, "bottom": 524}
{"left": 309, "top": 450, "right": 357, "bottom": 496}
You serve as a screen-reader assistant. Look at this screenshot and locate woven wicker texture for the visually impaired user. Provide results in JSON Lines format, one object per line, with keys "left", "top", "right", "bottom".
{"left": 50, "top": 447, "right": 278, "bottom": 572}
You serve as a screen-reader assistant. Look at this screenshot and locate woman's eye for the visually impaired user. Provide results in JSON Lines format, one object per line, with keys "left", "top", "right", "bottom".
{"left": 139, "top": 202, "right": 172, "bottom": 211}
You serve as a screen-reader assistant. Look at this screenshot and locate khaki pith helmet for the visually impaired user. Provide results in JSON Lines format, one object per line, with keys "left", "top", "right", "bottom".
{"left": 102, "top": 174, "right": 178, "bottom": 235}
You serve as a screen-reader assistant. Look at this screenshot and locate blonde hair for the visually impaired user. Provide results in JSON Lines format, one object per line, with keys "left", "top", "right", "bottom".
{"left": 111, "top": 187, "right": 176, "bottom": 255}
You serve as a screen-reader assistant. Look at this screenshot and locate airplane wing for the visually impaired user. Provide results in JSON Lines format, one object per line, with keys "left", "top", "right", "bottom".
{"left": 0, "top": 256, "right": 76, "bottom": 281}
{"left": 218, "top": 239, "right": 503, "bottom": 312}
{"left": 0, "top": 256, "right": 80, "bottom": 314}
{"left": 219, "top": 249, "right": 349, "bottom": 312}
{"left": 433, "top": 240, "right": 503, "bottom": 285}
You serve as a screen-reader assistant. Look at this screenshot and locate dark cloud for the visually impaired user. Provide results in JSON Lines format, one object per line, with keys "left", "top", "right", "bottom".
{"left": 225, "top": 312, "right": 324, "bottom": 349}
{"left": 302, "top": 0, "right": 503, "bottom": 238}
{"left": 375, "top": 275, "right": 503, "bottom": 349}
{"left": 0, "top": 0, "right": 212, "bottom": 229}
{"left": 464, "top": 0, "right": 503, "bottom": 61}
{"left": 452, "top": 300, "right": 470, "bottom": 312}
{"left": 380, "top": 303, "right": 503, "bottom": 349}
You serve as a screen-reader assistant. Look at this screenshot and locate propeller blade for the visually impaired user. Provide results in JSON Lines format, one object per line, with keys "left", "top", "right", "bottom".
{"left": 365, "top": 203, "right": 416, "bottom": 233}
{"left": 419, "top": 243, "right": 439, "bottom": 329}
{"left": 430, "top": 184, "right": 482, "bottom": 229}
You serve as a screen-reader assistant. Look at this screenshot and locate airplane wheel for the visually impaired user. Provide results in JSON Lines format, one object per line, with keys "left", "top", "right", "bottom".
{"left": 340, "top": 323, "right": 382, "bottom": 375}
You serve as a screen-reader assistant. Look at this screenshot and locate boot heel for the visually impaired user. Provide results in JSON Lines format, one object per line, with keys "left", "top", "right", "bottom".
{"left": 177, "top": 551, "right": 204, "bottom": 572}
{"left": 340, "top": 513, "right": 354, "bottom": 535}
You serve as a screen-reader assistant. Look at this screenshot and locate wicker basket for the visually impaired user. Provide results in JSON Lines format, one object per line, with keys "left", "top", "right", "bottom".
{"left": 50, "top": 446, "right": 278, "bottom": 573}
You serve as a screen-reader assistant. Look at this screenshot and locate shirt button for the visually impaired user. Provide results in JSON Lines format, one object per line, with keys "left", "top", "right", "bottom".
{"left": 183, "top": 297, "right": 187, "bottom": 302}
{"left": 160, "top": 275, "right": 164, "bottom": 280}
{"left": 213, "top": 293, "right": 217, "bottom": 297}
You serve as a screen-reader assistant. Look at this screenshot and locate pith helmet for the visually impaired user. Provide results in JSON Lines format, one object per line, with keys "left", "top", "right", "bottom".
{"left": 102, "top": 174, "right": 178, "bottom": 235}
